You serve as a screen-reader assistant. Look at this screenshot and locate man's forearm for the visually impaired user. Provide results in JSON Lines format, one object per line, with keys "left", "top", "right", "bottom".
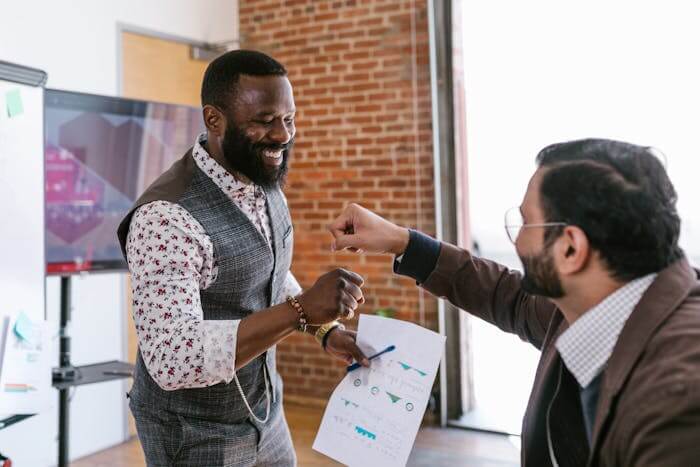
{"left": 235, "top": 302, "right": 299, "bottom": 369}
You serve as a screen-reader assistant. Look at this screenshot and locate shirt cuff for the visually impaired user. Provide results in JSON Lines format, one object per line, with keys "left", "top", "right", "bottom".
{"left": 202, "top": 319, "right": 239, "bottom": 385}
{"left": 393, "top": 229, "right": 441, "bottom": 284}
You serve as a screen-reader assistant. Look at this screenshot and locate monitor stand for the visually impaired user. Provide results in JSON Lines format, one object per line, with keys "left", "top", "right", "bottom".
{"left": 52, "top": 275, "right": 135, "bottom": 467}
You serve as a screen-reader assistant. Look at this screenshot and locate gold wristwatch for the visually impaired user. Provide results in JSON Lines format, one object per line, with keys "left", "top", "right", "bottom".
{"left": 315, "top": 321, "right": 345, "bottom": 347}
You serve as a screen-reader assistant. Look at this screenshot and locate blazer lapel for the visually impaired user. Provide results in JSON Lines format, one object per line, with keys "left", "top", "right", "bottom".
{"left": 589, "top": 258, "right": 697, "bottom": 457}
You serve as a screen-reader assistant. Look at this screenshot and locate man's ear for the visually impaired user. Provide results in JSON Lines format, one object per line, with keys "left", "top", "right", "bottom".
{"left": 203, "top": 105, "right": 226, "bottom": 137}
{"left": 556, "top": 226, "right": 590, "bottom": 275}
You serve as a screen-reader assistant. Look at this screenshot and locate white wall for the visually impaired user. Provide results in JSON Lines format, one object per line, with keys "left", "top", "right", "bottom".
{"left": 0, "top": 1, "right": 237, "bottom": 465}
{"left": 0, "top": 0, "right": 237, "bottom": 96}
{"left": 460, "top": 0, "right": 700, "bottom": 434}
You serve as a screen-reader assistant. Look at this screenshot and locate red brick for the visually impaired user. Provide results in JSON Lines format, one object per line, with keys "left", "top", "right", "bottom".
{"left": 240, "top": 0, "right": 436, "bottom": 403}
{"left": 324, "top": 42, "right": 351, "bottom": 52}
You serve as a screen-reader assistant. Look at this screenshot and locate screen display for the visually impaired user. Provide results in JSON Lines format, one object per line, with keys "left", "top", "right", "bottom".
{"left": 44, "top": 89, "right": 204, "bottom": 274}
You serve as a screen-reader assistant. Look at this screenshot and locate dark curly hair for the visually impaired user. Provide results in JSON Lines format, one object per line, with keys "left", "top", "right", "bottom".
{"left": 536, "top": 138, "right": 683, "bottom": 281}
{"left": 200, "top": 49, "right": 287, "bottom": 110}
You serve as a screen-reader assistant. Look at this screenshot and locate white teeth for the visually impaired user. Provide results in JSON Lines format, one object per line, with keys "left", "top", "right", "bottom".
{"left": 263, "top": 150, "right": 283, "bottom": 159}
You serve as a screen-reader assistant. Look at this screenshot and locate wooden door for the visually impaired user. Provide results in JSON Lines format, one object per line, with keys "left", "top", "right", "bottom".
{"left": 121, "top": 30, "right": 210, "bottom": 436}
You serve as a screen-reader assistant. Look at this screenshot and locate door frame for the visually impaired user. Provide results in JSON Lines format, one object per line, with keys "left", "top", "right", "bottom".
{"left": 114, "top": 24, "right": 214, "bottom": 441}
{"left": 428, "top": 0, "right": 467, "bottom": 427}
{"left": 116, "top": 23, "right": 220, "bottom": 98}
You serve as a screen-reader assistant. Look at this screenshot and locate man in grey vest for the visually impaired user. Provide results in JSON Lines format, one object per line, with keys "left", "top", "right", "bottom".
{"left": 117, "top": 50, "right": 368, "bottom": 466}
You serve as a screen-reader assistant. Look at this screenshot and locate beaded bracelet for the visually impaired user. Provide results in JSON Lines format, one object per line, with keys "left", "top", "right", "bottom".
{"left": 286, "top": 296, "right": 308, "bottom": 333}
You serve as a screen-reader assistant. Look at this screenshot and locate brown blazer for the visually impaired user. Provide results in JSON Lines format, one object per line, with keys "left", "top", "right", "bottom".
{"left": 422, "top": 242, "right": 700, "bottom": 467}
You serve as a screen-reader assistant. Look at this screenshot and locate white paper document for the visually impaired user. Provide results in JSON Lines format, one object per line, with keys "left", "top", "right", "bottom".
{"left": 0, "top": 312, "right": 52, "bottom": 415}
{"left": 313, "top": 315, "right": 446, "bottom": 467}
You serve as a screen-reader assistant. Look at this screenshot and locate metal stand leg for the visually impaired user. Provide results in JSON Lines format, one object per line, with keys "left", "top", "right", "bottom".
{"left": 57, "top": 276, "right": 74, "bottom": 467}
{"left": 51, "top": 275, "right": 134, "bottom": 467}
{"left": 58, "top": 386, "right": 69, "bottom": 467}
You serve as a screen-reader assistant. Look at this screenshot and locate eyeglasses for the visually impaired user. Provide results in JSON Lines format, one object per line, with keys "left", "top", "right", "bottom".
{"left": 504, "top": 206, "right": 567, "bottom": 244}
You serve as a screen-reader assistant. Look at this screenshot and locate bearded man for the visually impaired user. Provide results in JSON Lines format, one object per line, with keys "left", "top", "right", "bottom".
{"left": 329, "top": 139, "right": 700, "bottom": 467}
{"left": 118, "top": 50, "right": 368, "bottom": 466}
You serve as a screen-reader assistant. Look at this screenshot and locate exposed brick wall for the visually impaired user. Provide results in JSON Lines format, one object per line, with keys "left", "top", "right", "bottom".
{"left": 240, "top": 0, "right": 437, "bottom": 401}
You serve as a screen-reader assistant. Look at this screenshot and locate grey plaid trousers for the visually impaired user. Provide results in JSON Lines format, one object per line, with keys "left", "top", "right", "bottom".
{"left": 129, "top": 384, "right": 296, "bottom": 467}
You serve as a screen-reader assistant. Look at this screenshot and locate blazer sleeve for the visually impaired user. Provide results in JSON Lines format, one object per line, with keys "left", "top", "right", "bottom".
{"left": 396, "top": 230, "right": 557, "bottom": 350}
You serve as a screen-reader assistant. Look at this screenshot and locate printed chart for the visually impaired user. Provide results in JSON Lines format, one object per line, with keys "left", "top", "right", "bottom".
{"left": 313, "top": 315, "right": 445, "bottom": 466}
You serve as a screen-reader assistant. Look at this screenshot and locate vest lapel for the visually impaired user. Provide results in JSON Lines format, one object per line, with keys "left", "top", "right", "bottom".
{"left": 264, "top": 187, "right": 292, "bottom": 305}
{"left": 548, "top": 362, "right": 591, "bottom": 466}
{"left": 261, "top": 186, "right": 293, "bottom": 400}
{"left": 521, "top": 313, "right": 568, "bottom": 466}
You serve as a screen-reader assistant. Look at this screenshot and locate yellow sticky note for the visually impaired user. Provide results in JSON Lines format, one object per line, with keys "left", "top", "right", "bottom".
{"left": 6, "top": 89, "right": 24, "bottom": 118}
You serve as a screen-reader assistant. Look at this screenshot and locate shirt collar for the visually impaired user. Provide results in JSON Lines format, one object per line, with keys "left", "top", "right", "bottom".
{"left": 556, "top": 273, "right": 657, "bottom": 387}
{"left": 191, "top": 133, "right": 261, "bottom": 197}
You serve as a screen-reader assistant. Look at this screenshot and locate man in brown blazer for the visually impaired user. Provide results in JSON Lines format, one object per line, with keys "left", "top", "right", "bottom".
{"left": 329, "top": 139, "right": 700, "bottom": 466}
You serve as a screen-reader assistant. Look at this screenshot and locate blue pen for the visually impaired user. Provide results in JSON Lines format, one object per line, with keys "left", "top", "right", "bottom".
{"left": 347, "top": 344, "right": 396, "bottom": 372}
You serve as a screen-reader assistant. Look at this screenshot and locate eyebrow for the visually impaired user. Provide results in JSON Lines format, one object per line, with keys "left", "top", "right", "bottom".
{"left": 253, "top": 109, "right": 296, "bottom": 118}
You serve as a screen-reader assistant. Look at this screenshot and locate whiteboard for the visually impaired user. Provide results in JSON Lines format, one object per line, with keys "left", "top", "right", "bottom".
{"left": 0, "top": 76, "right": 52, "bottom": 428}
{"left": 0, "top": 79, "right": 46, "bottom": 323}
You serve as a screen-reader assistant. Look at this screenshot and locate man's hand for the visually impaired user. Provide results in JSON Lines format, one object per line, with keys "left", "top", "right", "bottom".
{"left": 325, "top": 328, "right": 369, "bottom": 367}
{"left": 329, "top": 203, "right": 410, "bottom": 256}
{"left": 297, "top": 269, "right": 365, "bottom": 325}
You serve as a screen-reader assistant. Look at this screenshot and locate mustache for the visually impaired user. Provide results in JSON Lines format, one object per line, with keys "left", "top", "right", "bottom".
{"left": 253, "top": 138, "right": 294, "bottom": 153}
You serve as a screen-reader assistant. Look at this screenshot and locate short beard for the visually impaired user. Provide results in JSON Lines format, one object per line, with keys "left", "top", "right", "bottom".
{"left": 519, "top": 243, "right": 565, "bottom": 298}
{"left": 220, "top": 124, "right": 293, "bottom": 189}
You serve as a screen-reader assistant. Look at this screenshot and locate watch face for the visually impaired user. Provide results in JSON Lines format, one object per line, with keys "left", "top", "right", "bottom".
{"left": 318, "top": 322, "right": 343, "bottom": 346}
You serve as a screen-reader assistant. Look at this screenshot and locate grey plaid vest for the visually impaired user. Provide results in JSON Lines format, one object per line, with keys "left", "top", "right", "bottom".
{"left": 117, "top": 150, "right": 293, "bottom": 423}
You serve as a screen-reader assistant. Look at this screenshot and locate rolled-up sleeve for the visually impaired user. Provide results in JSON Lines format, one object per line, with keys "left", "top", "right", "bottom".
{"left": 281, "top": 271, "right": 302, "bottom": 300}
{"left": 126, "top": 201, "right": 239, "bottom": 390}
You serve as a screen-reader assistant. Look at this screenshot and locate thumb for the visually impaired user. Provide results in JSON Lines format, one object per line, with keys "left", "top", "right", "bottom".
{"left": 328, "top": 212, "right": 355, "bottom": 239}
{"left": 332, "top": 234, "right": 364, "bottom": 252}
{"left": 348, "top": 342, "right": 370, "bottom": 367}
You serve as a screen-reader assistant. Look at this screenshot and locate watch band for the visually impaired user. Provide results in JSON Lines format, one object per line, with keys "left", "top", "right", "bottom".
{"left": 315, "top": 321, "right": 345, "bottom": 348}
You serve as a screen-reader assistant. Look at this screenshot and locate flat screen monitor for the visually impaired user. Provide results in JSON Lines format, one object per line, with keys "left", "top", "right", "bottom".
{"left": 44, "top": 89, "right": 204, "bottom": 275}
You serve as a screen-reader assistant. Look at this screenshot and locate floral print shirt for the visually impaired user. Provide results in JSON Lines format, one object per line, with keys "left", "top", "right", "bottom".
{"left": 125, "top": 133, "right": 301, "bottom": 390}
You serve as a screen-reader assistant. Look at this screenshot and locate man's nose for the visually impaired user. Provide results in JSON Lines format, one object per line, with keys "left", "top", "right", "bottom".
{"left": 268, "top": 119, "right": 292, "bottom": 145}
